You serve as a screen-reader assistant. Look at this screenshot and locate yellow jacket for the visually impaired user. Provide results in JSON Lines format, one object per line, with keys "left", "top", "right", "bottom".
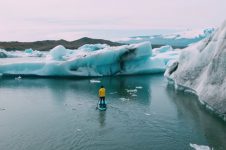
{"left": 99, "top": 88, "right": 106, "bottom": 97}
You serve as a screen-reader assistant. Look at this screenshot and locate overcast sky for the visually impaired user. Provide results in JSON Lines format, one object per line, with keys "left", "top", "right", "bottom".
{"left": 0, "top": 0, "right": 226, "bottom": 41}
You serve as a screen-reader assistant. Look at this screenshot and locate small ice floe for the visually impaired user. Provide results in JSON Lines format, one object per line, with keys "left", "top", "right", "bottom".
{"left": 144, "top": 113, "right": 151, "bottom": 116}
{"left": 120, "top": 98, "right": 130, "bottom": 101}
{"left": 110, "top": 92, "right": 118, "bottom": 95}
{"left": 76, "top": 129, "right": 81, "bottom": 132}
{"left": 90, "top": 79, "right": 101, "bottom": 83}
{"left": 126, "top": 89, "right": 138, "bottom": 93}
{"left": 136, "top": 86, "right": 143, "bottom": 89}
{"left": 15, "top": 76, "right": 22, "bottom": 80}
{"left": 190, "top": 143, "right": 213, "bottom": 150}
{"left": 131, "top": 94, "right": 137, "bottom": 97}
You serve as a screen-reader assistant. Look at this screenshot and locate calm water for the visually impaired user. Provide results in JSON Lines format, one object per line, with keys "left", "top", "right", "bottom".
{"left": 0, "top": 75, "right": 226, "bottom": 150}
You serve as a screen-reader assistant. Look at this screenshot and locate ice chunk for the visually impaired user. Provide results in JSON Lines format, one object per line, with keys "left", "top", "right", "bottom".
{"left": 120, "top": 98, "right": 130, "bottom": 101}
{"left": 48, "top": 45, "right": 68, "bottom": 61}
{"left": 24, "top": 48, "right": 33, "bottom": 53}
{"left": 90, "top": 80, "right": 101, "bottom": 83}
{"left": 135, "top": 86, "right": 143, "bottom": 89}
{"left": 190, "top": 144, "right": 212, "bottom": 150}
{"left": 15, "top": 76, "right": 22, "bottom": 80}
{"left": 144, "top": 113, "right": 151, "bottom": 116}
{"left": 126, "top": 89, "right": 138, "bottom": 93}
{"left": 76, "top": 129, "right": 81, "bottom": 132}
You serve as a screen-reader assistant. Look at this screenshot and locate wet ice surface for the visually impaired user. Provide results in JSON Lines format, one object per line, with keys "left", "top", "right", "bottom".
{"left": 0, "top": 75, "right": 226, "bottom": 150}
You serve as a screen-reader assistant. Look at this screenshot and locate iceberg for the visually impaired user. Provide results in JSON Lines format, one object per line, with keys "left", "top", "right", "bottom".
{"left": 117, "top": 28, "right": 214, "bottom": 48}
{"left": 0, "top": 42, "right": 179, "bottom": 77}
{"left": 165, "top": 21, "right": 226, "bottom": 120}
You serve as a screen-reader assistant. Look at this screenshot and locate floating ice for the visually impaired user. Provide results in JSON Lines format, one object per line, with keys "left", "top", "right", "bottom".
{"left": 144, "top": 113, "right": 151, "bottom": 116}
{"left": 135, "top": 86, "right": 143, "bottom": 89}
{"left": 120, "top": 98, "right": 130, "bottom": 101}
{"left": 126, "top": 89, "right": 138, "bottom": 93}
{"left": 190, "top": 144, "right": 212, "bottom": 150}
{"left": 15, "top": 76, "right": 22, "bottom": 80}
{"left": 90, "top": 80, "right": 101, "bottom": 83}
{"left": 76, "top": 129, "right": 81, "bottom": 132}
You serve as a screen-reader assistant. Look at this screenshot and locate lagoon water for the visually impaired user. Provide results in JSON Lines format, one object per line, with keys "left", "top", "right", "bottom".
{"left": 0, "top": 75, "right": 226, "bottom": 150}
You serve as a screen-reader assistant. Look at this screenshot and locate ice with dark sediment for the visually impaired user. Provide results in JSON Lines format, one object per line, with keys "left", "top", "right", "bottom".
{"left": 0, "top": 42, "right": 180, "bottom": 77}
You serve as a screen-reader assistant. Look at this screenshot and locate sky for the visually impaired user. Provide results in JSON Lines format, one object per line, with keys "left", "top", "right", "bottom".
{"left": 0, "top": 0, "right": 226, "bottom": 41}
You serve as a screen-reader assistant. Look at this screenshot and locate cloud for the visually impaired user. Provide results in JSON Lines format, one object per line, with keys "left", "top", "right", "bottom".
{"left": 0, "top": 0, "right": 225, "bottom": 41}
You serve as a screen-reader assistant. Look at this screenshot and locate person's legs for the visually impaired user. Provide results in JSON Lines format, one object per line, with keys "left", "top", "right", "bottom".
{"left": 103, "top": 97, "right": 106, "bottom": 107}
{"left": 100, "top": 97, "right": 104, "bottom": 107}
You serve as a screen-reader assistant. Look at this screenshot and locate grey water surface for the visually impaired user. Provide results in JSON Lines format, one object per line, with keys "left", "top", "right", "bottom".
{"left": 0, "top": 75, "right": 226, "bottom": 150}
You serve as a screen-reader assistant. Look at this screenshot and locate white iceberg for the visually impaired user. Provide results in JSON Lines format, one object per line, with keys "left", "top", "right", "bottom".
{"left": 165, "top": 21, "right": 226, "bottom": 120}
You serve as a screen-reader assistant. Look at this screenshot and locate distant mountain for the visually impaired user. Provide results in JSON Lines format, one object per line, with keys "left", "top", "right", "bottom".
{"left": 0, "top": 37, "right": 123, "bottom": 51}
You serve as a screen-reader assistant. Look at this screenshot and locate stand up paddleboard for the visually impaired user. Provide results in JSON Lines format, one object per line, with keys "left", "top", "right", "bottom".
{"left": 98, "top": 101, "right": 107, "bottom": 111}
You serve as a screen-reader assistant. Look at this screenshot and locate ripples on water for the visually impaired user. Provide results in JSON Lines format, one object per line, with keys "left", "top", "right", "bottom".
{"left": 0, "top": 75, "right": 226, "bottom": 150}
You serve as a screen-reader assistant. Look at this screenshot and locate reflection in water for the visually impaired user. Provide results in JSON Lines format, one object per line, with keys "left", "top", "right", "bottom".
{"left": 166, "top": 85, "right": 226, "bottom": 150}
{"left": 0, "top": 75, "right": 226, "bottom": 150}
{"left": 98, "top": 111, "right": 106, "bottom": 127}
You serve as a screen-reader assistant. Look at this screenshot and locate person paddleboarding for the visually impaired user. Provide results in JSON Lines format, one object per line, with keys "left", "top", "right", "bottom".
{"left": 98, "top": 85, "right": 106, "bottom": 110}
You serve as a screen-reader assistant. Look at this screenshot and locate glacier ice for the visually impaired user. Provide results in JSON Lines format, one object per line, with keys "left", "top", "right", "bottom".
{"left": 0, "top": 49, "right": 8, "bottom": 58}
{"left": 78, "top": 44, "right": 109, "bottom": 51}
{"left": 48, "top": 45, "right": 69, "bottom": 61}
{"left": 0, "top": 48, "right": 44, "bottom": 58}
{"left": 0, "top": 41, "right": 180, "bottom": 77}
{"left": 117, "top": 28, "right": 214, "bottom": 48}
{"left": 165, "top": 20, "right": 226, "bottom": 120}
